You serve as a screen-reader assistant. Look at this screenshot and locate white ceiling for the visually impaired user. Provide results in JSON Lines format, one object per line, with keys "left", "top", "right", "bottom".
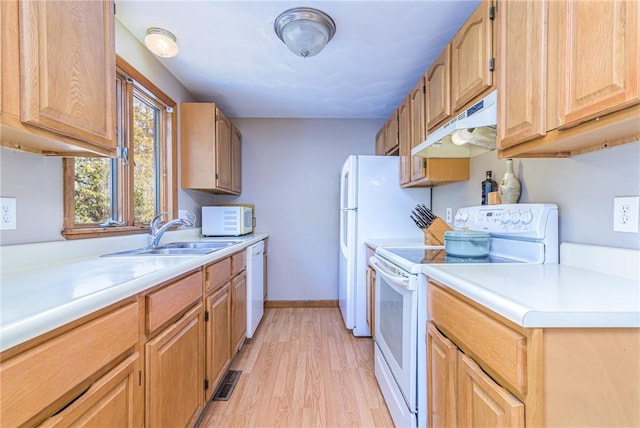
{"left": 116, "top": 0, "right": 481, "bottom": 119}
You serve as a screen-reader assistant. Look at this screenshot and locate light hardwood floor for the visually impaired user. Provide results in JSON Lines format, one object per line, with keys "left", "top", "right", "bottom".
{"left": 199, "top": 307, "right": 394, "bottom": 427}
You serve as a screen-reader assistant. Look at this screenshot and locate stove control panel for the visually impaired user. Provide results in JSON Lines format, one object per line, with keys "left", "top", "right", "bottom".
{"left": 454, "top": 203, "right": 558, "bottom": 240}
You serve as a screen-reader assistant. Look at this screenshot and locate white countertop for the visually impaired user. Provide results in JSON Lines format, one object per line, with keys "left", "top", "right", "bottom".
{"left": 422, "top": 263, "right": 640, "bottom": 328}
{"left": 0, "top": 231, "right": 268, "bottom": 352}
{"left": 365, "top": 237, "right": 427, "bottom": 249}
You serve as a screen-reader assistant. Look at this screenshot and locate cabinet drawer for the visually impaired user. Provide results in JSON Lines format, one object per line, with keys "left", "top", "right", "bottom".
{"left": 428, "top": 282, "right": 527, "bottom": 394}
{"left": 0, "top": 301, "right": 138, "bottom": 427}
{"left": 231, "top": 250, "right": 246, "bottom": 277}
{"left": 146, "top": 271, "right": 203, "bottom": 334}
{"left": 205, "top": 257, "right": 231, "bottom": 294}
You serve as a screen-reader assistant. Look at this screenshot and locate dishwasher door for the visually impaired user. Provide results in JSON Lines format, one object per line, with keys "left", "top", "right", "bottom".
{"left": 246, "top": 240, "right": 265, "bottom": 338}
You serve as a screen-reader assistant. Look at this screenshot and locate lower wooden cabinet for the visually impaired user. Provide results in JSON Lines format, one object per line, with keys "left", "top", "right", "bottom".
{"left": 0, "top": 301, "right": 139, "bottom": 427}
{"left": 231, "top": 270, "right": 247, "bottom": 352}
{"left": 427, "top": 280, "right": 640, "bottom": 427}
{"left": 41, "top": 354, "right": 142, "bottom": 428}
{"left": 145, "top": 303, "right": 204, "bottom": 428}
{"left": 204, "top": 283, "right": 232, "bottom": 402}
{"left": 426, "top": 323, "right": 457, "bottom": 428}
{"left": 457, "top": 352, "right": 524, "bottom": 427}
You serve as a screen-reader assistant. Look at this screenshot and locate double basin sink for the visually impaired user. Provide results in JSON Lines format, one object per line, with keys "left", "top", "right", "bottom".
{"left": 102, "top": 240, "right": 241, "bottom": 257}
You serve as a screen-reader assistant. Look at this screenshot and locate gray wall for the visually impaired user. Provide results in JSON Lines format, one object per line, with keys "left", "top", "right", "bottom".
{"left": 216, "top": 118, "right": 381, "bottom": 301}
{"left": 432, "top": 141, "right": 640, "bottom": 250}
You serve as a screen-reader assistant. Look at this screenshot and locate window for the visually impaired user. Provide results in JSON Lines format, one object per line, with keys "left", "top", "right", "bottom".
{"left": 63, "top": 57, "right": 177, "bottom": 238}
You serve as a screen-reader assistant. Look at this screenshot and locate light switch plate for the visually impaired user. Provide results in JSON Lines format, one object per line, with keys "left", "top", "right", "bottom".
{"left": 613, "top": 196, "right": 639, "bottom": 233}
{"left": 1, "top": 197, "right": 17, "bottom": 230}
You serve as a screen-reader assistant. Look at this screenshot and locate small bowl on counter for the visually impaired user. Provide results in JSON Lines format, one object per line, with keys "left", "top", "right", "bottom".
{"left": 443, "top": 230, "right": 490, "bottom": 258}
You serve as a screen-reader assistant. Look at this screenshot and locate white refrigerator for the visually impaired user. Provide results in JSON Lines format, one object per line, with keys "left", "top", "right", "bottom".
{"left": 339, "top": 155, "right": 431, "bottom": 336}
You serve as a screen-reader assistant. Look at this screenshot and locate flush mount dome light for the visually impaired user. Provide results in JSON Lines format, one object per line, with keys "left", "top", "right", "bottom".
{"left": 144, "top": 27, "right": 179, "bottom": 58}
{"left": 274, "top": 7, "right": 336, "bottom": 58}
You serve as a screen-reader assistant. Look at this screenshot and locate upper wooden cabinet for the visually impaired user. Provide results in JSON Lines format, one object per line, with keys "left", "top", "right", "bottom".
{"left": 1, "top": 0, "right": 116, "bottom": 156}
{"left": 180, "top": 103, "right": 241, "bottom": 195}
{"left": 497, "top": 0, "right": 639, "bottom": 157}
{"left": 557, "top": 0, "right": 639, "bottom": 129}
{"left": 425, "top": 44, "right": 452, "bottom": 131}
{"left": 398, "top": 96, "right": 411, "bottom": 185}
{"left": 409, "top": 78, "right": 428, "bottom": 183}
{"left": 426, "top": 0, "right": 495, "bottom": 133}
{"left": 496, "top": 0, "right": 548, "bottom": 149}
{"left": 384, "top": 112, "right": 399, "bottom": 155}
{"left": 451, "top": 0, "right": 494, "bottom": 111}
{"left": 405, "top": 77, "right": 470, "bottom": 188}
{"left": 375, "top": 127, "right": 385, "bottom": 155}
{"left": 231, "top": 125, "right": 242, "bottom": 194}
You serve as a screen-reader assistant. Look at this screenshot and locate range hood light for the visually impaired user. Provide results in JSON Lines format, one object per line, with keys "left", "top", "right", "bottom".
{"left": 411, "top": 91, "right": 497, "bottom": 158}
{"left": 451, "top": 128, "right": 474, "bottom": 145}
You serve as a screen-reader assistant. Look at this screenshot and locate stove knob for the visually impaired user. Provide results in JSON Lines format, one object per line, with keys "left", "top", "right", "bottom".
{"left": 521, "top": 210, "right": 534, "bottom": 225}
{"left": 459, "top": 210, "right": 469, "bottom": 222}
{"left": 510, "top": 211, "right": 521, "bottom": 224}
{"left": 500, "top": 212, "right": 510, "bottom": 224}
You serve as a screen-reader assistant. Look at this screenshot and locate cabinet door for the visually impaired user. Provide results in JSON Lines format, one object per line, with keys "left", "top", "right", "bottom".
{"left": 231, "top": 125, "right": 242, "bottom": 194}
{"left": 426, "top": 44, "right": 451, "bottom": 131}
{"left": 146, "top": 303, "right": 204, "bottom": 428}
{"left": 451, "top": 0, "right": 493, "bottom": 111}
{"left": 384, "top": 112, "right": 399, "bottom": 154}
{"left": 398, "top": 96, "right": 411, "bottom": 185}
{"left": 41, "top": 354, "right": 142, "bottom": 428}
{"left": 365, "top": 266, "right": 376, "bottom": 337}
{"left": 19, "top": 0, "right": 116, "bottom": 150}
{"left": 409, "top": 78, "right": 427, "bottom": 182}
{"left": 497, "top": 0, "right": 547, "bottom": 149}
{"left": 215, "top": 109, "right": 233, "bottom": 191}
{"left": 426, "top": 323, "right": 457, "bottom": 428}
{"left": 205, "top": 284, "right": 232, "bottom": 401}
{"left": 557, "top": 0, "right": 639, "bottom": 128}
{"left": 375, "top": 127, "right": 385, "bottom": 155}
{"left": 263, "top": 239, "right": 268, "bottom": 299}
{"left": 457, "top": 352, "right": 524, "bottom": 428}
{"left": 231, "top": 271, "right": 247, "bottom": 353}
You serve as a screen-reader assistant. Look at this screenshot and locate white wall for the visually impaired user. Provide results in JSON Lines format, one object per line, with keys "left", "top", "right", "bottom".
{"left": 216, "top": 118, "right": 381, "bottom": 301}
{"left": 432, "top": 141, "right": 640, "bottom": 250}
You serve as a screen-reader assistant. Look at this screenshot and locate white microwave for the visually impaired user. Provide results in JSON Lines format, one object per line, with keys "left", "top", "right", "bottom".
{"left": 201, "top": 206, "right": 253, "bottom": 236}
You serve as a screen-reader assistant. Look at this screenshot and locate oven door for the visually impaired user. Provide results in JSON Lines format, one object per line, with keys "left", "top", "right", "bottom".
{"left": 371, "top": 255, "right": 418, "bottom": 411}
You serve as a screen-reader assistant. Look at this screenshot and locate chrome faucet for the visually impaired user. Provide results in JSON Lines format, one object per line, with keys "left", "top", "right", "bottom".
{"left": 149, "top": 212, "right": 193, "bottom": 248}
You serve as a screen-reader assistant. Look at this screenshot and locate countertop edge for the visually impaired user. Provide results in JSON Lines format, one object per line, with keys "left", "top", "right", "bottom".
{"left": 0, "top": 233, "right": 268, "bottom": 352}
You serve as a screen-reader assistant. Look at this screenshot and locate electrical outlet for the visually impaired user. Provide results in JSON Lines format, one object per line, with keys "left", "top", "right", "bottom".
{"left": 613, "top": 196, "right": 639, "bottom": 233}
{"left": 1, "top": 197, "right": 17, "bottom": 230}
{"left": 446, "top": 208, "right": 452, "bottom": 224}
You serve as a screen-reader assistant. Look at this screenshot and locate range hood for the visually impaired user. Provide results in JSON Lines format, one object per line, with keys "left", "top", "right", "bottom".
{"left": 411, "top": 90, "right": 497, "bottom": 158}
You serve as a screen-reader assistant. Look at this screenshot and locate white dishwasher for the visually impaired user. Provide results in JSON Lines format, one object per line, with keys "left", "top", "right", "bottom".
{"left": 246, "top": 240, "right": 265, "bottom": 338}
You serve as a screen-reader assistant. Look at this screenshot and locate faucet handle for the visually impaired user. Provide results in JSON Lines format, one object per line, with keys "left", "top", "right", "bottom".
{"left": 150, "top": 212, "right": 168, "bottom": 233}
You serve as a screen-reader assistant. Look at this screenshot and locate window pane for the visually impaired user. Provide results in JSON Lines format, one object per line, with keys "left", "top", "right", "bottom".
{"left": 133, "top": 94, "right": 158, "bottom": 224}
{"left": 74, "top": 158, "right": 112, "bottom": 224}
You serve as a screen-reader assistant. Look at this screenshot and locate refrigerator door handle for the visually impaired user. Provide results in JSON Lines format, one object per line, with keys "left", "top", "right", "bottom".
{"left": 339, "top": 209, "right": 352, "bottom": 258}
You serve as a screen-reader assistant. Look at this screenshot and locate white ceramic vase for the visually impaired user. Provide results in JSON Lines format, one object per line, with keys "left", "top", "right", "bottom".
{"left": 498, "top": 159, "right": 521, "bottom": 204}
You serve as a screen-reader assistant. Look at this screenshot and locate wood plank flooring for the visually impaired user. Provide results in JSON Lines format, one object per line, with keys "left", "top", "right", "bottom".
{"left": 199, "top": 307, "right": 394, "bottom": 427}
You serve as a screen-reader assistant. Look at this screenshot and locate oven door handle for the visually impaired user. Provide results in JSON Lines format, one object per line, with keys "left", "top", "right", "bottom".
{"left": 370, "top": 257, "right": 415, "bottom": 291}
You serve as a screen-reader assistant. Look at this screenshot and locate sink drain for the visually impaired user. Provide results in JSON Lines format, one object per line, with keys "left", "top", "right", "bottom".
{"left": 213, "top": 370, "right": 242, "bottom": 401}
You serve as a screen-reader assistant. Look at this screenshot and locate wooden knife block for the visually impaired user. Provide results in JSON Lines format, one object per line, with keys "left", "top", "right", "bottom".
{"left": 423, "top": 217, "right": 452, "bottom": 246}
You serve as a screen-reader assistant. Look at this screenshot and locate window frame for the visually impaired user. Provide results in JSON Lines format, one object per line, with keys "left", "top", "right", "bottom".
{"left": 62, "top": 56, "right": 177, "bottom": 239}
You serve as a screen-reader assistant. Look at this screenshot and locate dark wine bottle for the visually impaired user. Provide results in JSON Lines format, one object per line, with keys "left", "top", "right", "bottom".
{"left": 481, "top": 171, "right": 498, "bottom": 205}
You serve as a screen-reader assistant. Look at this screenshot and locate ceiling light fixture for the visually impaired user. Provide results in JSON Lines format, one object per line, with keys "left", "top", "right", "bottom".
{"left": 144, "top": 27, "right": 179, "bottom": 58}
{"left": 274, "top": 7, "right": 336, "bottom": 58}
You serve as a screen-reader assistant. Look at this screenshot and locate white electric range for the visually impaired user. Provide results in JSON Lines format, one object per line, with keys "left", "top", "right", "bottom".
{"left": 370, "top": 203, "right": 558, "bottom": 428}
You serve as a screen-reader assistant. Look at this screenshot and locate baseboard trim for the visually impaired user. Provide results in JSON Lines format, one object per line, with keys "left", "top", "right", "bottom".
{"left": 265, "top": 300, "right": 338, "bottom": 308}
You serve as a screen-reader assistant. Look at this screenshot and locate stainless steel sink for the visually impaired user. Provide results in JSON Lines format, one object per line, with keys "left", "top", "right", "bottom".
{"left": 162, "top": 241, "right": 241, "bottom": 250}
{"left": 101, "top": 240, "right": 241, "bottom": 257}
